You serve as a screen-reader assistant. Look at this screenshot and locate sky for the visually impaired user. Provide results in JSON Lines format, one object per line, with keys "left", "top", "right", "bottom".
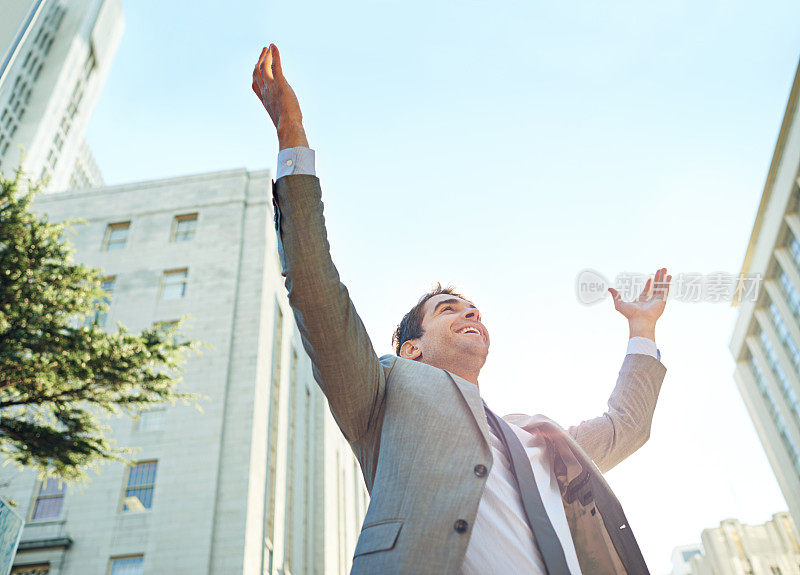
{"left": 85, "top": 1, "right": 800, "bottom": 572}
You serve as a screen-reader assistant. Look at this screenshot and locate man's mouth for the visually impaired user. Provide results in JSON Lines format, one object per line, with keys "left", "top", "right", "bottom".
{"left": 457, "top": 327, "right": 481, "bottom": 335}
{"left": 455, "top": 325, "right": 486, "bottom": 343}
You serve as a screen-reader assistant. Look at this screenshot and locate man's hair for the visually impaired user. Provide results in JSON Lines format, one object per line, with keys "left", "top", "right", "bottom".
{"left": 392, "top": 283, "right": 473, "bottom": 356}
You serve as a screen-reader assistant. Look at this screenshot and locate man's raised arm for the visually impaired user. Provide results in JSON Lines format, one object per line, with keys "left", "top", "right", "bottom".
{"left": 569, "top": 268, "right": 671, "bottom": 472}
{"left": 252, "top": 45, "right": 388, "bottom": 444}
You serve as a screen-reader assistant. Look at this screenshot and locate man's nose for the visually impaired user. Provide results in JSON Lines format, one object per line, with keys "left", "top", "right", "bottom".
{"left": 464, "top": 308, "right": 481, "bottom": 323}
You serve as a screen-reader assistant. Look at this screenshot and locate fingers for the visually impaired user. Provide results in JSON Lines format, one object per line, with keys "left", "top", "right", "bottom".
{"left": 252, "top": 45, "right": 276, "bottom": 92}
{"left": 644, "top": 267, "right": 671, "bottom": 301}
{"left": 654, "top": 268, "right": 671, "bottom": 300}
{"left": 264, "top": 45, "right": 275, "bottom": 82}
{"left": 637, "top": 278, "right": 652, "bottom": 301}
{"left": 254, "top": 47, "right": 267, "bottom": 82}
{"left": 270, "top": 43, "right": 283, "bottom": 79}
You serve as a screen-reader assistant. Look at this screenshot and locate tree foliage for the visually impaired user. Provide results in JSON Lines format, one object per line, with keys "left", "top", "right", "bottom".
{"left": 0, "top": 167, "right": 200, "bottom": 481}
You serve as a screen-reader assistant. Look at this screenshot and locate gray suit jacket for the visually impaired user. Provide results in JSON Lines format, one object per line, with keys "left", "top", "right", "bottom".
{"left": 271, "top": 174, "right": 667, "bottom": 574}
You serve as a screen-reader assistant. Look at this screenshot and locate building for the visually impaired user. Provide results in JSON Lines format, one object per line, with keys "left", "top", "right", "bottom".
{"left": 0, "top": 0, "right": 123, "bottom": 190}
{"left": 670, "top": 513, "right": 800, "bottom": 575}
{"left": 670, "top": 544, "right": 703, "bottom": 575}
{"left": 730, "top": 58, "right": 800, "bottom": 527}
{"left": 1, "top": 169, "right": 368, "bottom": 574}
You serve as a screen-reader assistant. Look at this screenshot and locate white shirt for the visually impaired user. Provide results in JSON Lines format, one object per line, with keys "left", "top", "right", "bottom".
{"left": 461, "top": 336, "right": 658, "bottom": 575}
{"left": 275, "top": 147, "right": 661, "bottom": 574}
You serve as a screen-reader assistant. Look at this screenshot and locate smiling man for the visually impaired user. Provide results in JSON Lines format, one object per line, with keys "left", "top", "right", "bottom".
{"left": 253, "top": 44, "right": 670, "bottom": 575}
{"left": 394, "top": 290, "right": 489, "bottom": 385}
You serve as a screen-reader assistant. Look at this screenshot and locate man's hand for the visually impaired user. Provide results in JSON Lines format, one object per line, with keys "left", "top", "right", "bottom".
{"left": 252, "top": 44, "right": 309, "bottom": 150}
{"left": 608, "top": 267, "right": 671, "bottom": 341}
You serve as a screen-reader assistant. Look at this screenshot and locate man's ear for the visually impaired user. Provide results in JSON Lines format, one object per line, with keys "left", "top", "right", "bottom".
{"left": 399, "top": 340, "right": 422, "bottom": 360}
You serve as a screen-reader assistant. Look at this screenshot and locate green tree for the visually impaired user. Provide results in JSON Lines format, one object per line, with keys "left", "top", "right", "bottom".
{"left": 0, "top": 167, "right": 200, "bottom": 481}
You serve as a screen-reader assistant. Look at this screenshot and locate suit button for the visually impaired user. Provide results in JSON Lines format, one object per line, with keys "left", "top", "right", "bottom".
{"left": 454, "top": 519, "right": 469, "bottom": 533}
{"left": 474, "top": 464, "right": 487, "bottom": 478}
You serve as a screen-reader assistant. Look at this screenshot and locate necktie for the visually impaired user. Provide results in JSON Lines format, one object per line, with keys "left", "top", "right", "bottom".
{"left": 484, "top": 404, "right": 572, "bottom": 575}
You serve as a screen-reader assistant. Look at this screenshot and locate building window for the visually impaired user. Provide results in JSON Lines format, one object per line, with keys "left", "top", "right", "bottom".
{"left": 90, "top": 276, "right": 115, "bottom": 327}
{"left": 160, "top": 269, "right": 188, "bottom": 300}
{"left": 171, "top": 213, "right": 198, "bottom": 242}
{"left": 135, "top": 407, "right": 166, "bottom": 432}
{"left": 284, "top": 349, "right": 299, "bottom": 573}
{"left": 790, "top": 235, "right": 800, "bottom": 272}
{"left": 11, "top": 566, "right": 50, "bottom": 575}
{"left": 760, "top": 330, "right": 800, "bottom": 420}
{"left": 103, "top": 222, "right": 130, "bottom": 251}
{"left": 265, "top": 304, "right": 284, "bottom": 548}
{"left": 30, "top": 478, "right": 65, "bottom": 521}
{"left": 780, "top": 272, "right": 800, "bottom": 319}
{"left": 751, "top": 356, "right": 800, "bottom": 478}
{"left": 122, "top": 461, "right": 158, "bottom": 512}
{"left": 769, "top": 301, "right": 800, "bottom": 375}
{"left": 154, "top": 320, "right": 181, "bottom": 345}
{"left": 109, "top": 556, "right": 144, "bottom": 575}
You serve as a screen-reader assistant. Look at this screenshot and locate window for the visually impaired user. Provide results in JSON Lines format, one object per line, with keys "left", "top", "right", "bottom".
{"left": 109, "top": 556, "right": 143, "bottom": 575}
{"left": 30, "top": 477, "right": 65, "bottom": 521}
{"left": 769, "top": 300, "right": 800, "bottom": 374}
{"left": 751, "top": 356, "right": 800, "bottom": 478}
{"left": 284, "top": 349, "right": 299, "bottom": 573}
{"left": 681, "top": 549, "right": 701, "bottom": 562}
{"left": 265, "top": 304, "right": 284, "bottom": 546}
{"left": 103, "top": 222, "right": 130, "bottom": 251}
{"left": 89, "top": 276, "right": 115, "bottom": 327}
{"left": 160, "top": 269, "right": 188, "bottom": 300}
{"left": 135, "top": 407, "right": 166, "bottom": 432}
{"left": 781, "top": 272, "right": 800, "bottom": 319}
{"left": 122, "top": 461, "right": 157, "bottom": 512}
{"left": 760, "top": 330, "right": 800, "bottom": 420}
{"left": 11, "top": 566, "right": 50, "bottom": 575}
{"left": 154, "top": 320, "right": 181, "bottom": 345}
{"left": 791, "top": 234, "right": 800, "bottom": 272}
{"left": 171, "top": 213, "right": 198, "bottom": 242}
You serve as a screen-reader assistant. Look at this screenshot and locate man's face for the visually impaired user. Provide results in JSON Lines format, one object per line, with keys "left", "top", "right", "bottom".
{"left": 411, "top": 294, "right": 490, "bottom": 369}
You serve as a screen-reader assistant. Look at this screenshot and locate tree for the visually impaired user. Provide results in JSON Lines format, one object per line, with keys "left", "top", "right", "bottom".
{"left": 0, "top": 167, "right": 200, "bottom": 481}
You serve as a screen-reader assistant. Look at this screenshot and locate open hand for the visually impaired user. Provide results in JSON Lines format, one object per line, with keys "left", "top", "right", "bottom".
{"left": 608, "top": 268, "right": 671, "bottom": 337}
{"left": 252, "top": 44, "right": 308, "bottom": 149}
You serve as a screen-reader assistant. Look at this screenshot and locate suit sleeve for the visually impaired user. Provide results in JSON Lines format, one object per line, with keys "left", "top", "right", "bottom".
{"left": 272, "top": 174, "right": 388, "bottom": 443}
{"left": 568, "top": 353, "right": 666, "bottom": 473}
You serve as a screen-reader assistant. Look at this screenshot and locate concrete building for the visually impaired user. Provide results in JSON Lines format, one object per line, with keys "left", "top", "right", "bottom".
{"left": 1, "top": 169, "right": 368, "bottom": 574}
{"left": 670, "top": 513, "right": 800, "bottom": 575}
{"left": 0, "top": 0, "right": 123, "bottom": 190}
{"left": 670, "top": 544, "right": 703, "bottom": 575}
{"left": 731, "top": 58, "right": 800, "bottom": 527}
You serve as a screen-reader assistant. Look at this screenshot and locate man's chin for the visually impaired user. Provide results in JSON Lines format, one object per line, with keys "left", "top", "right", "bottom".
{"left": 456, "top": 342, "right": 489, "bottom": 360}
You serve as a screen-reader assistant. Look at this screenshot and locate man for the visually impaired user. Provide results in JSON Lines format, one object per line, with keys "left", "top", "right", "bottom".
{"left": 252, "top": 44, "right": 670, "bottom": 574}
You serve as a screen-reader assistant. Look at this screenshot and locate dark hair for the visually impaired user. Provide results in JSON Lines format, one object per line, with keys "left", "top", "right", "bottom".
{"left": 392, "top": 283, "right": 473, "bottom": 356}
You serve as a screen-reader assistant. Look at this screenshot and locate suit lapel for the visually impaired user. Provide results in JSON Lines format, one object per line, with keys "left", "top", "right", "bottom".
{"left": 444, "top": 370, "right": 491, "bottom": 448}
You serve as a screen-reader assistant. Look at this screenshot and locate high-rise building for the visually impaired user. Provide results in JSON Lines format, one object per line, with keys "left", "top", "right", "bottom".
{"left": 731, "top": 58, "right": 800, "bottom": 527}
{"left": 1, "top": 169, "right": 368, "bottom": 574}
{"left": 670, "top": 514, "right": 800, "bottom": 575}
{"left": 0, "top": 0, "right": 123, "bottom": 190}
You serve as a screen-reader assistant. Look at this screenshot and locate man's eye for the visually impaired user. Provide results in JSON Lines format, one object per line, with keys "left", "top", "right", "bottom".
{"left": 441, "top": 306, "right": 453, "bottom": 312}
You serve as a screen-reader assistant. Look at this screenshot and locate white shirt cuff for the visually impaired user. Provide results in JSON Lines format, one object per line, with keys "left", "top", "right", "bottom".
{"left": 627, "top": 336, "right": 661, "bottom": 361}
{"left": 277, "top": 147, "right": 316, "bottom": 178}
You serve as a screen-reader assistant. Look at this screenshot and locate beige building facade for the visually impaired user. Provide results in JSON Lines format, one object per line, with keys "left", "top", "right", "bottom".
{"left": 731, "top": 58, "right": 800, "bottom": 528}
{"left": 1, "top": 169, "right": 368, "bottom": 574}
{"left": 0, "top": 0, "right": 122, "bottom": 190}
{"left": 671, "top": 514, "right": 800, "bottom": 575}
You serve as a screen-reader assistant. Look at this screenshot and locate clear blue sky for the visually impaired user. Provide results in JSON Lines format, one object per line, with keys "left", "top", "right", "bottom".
{"left": 86, "top": 1, "right": 800, "bottom": 571}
